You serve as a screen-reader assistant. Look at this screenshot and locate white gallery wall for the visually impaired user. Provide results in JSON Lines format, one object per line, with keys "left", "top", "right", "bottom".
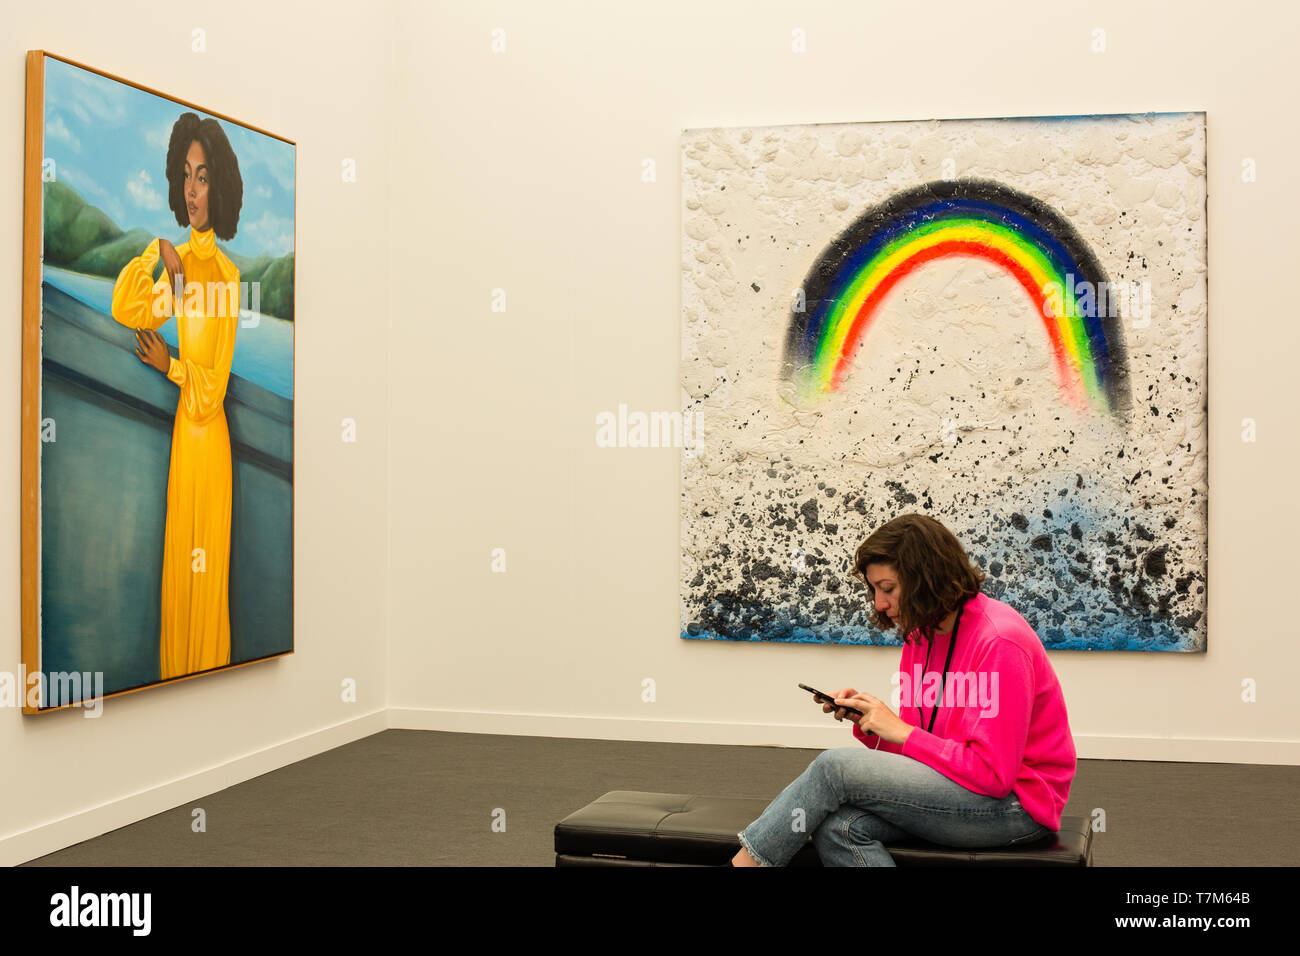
{"left": 0, "top": 1, "right": 393, "bottom": 864}
{"left": 387, "top": 0, "right": 1300, "bottom": 760}
{"left": 2, "top": 0, "right": 1297, "bottom": 866}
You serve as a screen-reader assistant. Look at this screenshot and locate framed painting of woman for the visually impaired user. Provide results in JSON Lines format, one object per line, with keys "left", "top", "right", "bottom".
{"left": 20, "top": 51, "right": 296, "bottom": 713}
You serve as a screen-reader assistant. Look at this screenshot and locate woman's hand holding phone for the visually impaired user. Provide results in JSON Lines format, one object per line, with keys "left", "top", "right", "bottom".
{"left": 822, "top": 687, "right": 861, "bottom": 722}
{"left": 837, "top": 691, "right": 916, "bottom": 746}
{"left": 798, "top": 683, "right": 877, "bottom": 736}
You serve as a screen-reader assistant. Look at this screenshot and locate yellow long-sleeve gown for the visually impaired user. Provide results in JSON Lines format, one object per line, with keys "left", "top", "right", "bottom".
{"left": 110, "top": 226, "right": 239, "bottom": 680}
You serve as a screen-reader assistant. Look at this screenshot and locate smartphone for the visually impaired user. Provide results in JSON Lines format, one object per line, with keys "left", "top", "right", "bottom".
{"left": 798, "top": 683, "right": 867, "bottom": 721}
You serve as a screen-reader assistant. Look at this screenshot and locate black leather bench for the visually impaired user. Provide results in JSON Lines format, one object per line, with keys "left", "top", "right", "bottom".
{"left": 555, "top": 791, "right": 1093, "bottom": 866}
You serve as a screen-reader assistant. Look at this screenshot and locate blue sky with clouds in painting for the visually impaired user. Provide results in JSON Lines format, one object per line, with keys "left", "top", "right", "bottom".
{"left": 43, "top": 57, "right": 294, "bottom": 259}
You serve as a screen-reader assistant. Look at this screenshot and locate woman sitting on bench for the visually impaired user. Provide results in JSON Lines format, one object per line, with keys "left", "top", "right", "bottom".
{"left": 731, "top": 512, "right": 1077, "bottom": 866}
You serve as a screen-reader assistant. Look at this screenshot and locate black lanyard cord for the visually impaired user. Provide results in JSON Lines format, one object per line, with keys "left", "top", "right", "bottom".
{"left": 920, "top": 602, "right": 963, "bottom": 734}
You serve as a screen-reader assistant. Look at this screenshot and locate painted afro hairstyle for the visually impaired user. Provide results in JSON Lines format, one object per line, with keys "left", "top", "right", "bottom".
{"left": 165, "top": 111, "right": 243, "bottom": 240}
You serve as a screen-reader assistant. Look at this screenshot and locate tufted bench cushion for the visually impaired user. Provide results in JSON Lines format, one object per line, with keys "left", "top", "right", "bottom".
{"left": 554, "top": 791, "right": 1093, "bottom": 866}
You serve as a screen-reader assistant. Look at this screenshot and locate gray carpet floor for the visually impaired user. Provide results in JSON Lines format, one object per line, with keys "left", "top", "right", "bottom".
{"left": 22, "top": 729, "right": 1300, "bottom": 866}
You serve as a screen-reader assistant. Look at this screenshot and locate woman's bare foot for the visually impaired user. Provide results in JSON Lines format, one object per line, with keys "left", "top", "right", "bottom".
{"left": 731, "top": 847, "right": 760, "bottom": 866}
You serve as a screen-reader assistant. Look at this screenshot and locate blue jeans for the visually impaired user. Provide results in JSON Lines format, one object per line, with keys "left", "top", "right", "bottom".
{"left": 737, "top": 746, "right": 1052, "bottom": 866}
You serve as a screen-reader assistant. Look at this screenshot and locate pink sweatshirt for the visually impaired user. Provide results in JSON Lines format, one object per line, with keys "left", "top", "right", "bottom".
{"left": 852, "top": 590, "right": 1076, "bottom": 832}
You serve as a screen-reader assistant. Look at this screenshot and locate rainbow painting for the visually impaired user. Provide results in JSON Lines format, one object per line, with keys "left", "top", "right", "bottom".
{"left": 782, "top": 179, "right": 1131, "bottom": 418}
{"left": 681, "top": 113, "right": 1207, "bottom": 652}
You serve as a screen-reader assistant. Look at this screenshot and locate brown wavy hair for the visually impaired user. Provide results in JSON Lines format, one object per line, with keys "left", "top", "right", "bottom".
{"left": 850, "top": 513, "right": 986, "bottom": 644}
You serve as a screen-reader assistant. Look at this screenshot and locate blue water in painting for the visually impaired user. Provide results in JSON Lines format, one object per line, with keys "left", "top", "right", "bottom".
{"left": 43, "top": 265, "right": 293, "bottom": 400}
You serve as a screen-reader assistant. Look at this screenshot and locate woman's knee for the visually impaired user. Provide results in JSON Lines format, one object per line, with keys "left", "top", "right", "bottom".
{"left": 809, "top": 746, "right": 874, "bottom": 790}
{"left": 812, "top": 746, "right": 866, "bottom": 773}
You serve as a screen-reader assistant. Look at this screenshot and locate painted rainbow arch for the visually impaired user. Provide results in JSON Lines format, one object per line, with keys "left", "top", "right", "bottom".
{"left": 782, "top": 179, "right": 1131, "bottom": 418}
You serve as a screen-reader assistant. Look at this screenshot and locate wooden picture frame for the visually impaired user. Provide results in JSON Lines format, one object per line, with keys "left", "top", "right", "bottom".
{"left": 21, "top": 51, "right": 296, "bottom": 713}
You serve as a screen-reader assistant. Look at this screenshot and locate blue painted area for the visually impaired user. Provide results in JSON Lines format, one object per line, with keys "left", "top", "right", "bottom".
{"left": 930, "top": 111, "right": 1203, "bottom": 124}
{"left": 681, "top": 491, "right": 1204, "bottom": 653}
{"left": 681, "top": 620, "right": 1195, "bottom": 652}
{"left": 682, "top": 626, "right": 901, "bottom": 646}
{"left": 43, "top": 265, "right": 293, "bottom": 400}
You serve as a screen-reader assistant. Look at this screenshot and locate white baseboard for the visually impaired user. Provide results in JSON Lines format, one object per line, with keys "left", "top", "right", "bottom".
{"left": 388, "top": 706, "right": 878, "bottom": 747}
{"left": 0, "top": 709, "right": 388, "bottom": 867}
{"left": 387, "top": 707, "right": 1300, "bottom": 765}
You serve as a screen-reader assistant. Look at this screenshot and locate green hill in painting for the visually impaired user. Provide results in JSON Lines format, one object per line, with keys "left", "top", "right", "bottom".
{"left": 42, "top": 180, "right": 295, "bottom": 321}
{"left": 44, "top": 180, "right": 121, "bottom": 266}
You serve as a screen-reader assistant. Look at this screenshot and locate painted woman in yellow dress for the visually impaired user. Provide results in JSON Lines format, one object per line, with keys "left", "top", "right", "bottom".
{"left": 110, "top": 112, "right": 243, "bottom": 680}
